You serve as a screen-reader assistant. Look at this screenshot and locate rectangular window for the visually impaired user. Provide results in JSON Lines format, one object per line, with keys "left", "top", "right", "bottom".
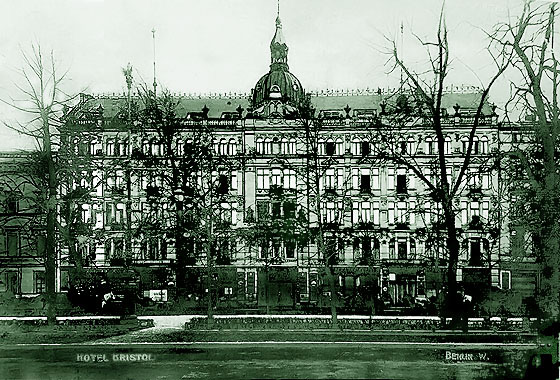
{"left": 360, "top": 173, "right": 371, "bottom": 193}
{"left": 285, "top": 241, "right": 296, "bottom": 259}
{"left": 352, "top": 168, "right": 359, "bottom": 190}
{"left": 231, "top": 171, "right": 238, "bottom": 191}
{"left": 456, "top": 268, "right": 463, "bottom": 282}
{"left": 257, "top": 201, "right": 269, "bottom": 221}
{"left": 337, "top": 168, "right": 344, "bottom": 190}
{"left": 398, "top": 240, "right": 407, "bottom": 260}
{"left": 361, "top": 141, "right": 370, "bottom": 156}
{"left": 372, "top": 202, "right": 380, "bottom": 224}
{"left": 105, "top": 203, "right": 114, "bottom": 225}
{"left": 7, "top": 232, "right": 18, "bottom": 256}
{"left": 34, "top": 271, "right": 46, "bottom": 293}
{"left": 482, "top": 173, "right": 490, "bottom": 189}
{"left": 396, "top": 174, "right": 407, "bottom": 194}
{"left": 371, "top": 168, "right": 380, "bottom": 189}
{"left": 470, "top": 239, "right": 482, "bottom": 266}
{"left": 5, "top": 272, "right": 20, "bottom": 293}
{"left": 388, "top": 201, "right": 395, "bottom": 224}
{"left": 272, "top": 201, "right": 281, "bottom": 219}
{"left": 257, "top": 169, "right": 270, "bottom": 189}
{"left": 500, "top": 270, "right": 511, "bottom": 290}
{"left": 397, "top": 202, "right": 407, "bottom": 224}
{"left": 217, "top": 174, "right": 229, "bottom": 194}
{"left": 360, "top": 201, "right": 371, "bottom": 223}
{"left": 283, "top": 169, "right": 296, "bottom": 189}
{"left": 325, "top": 168, "right": 336, "bottom": 190}
{"left": 247, "top": 272, "right": 256, "bottom": 297}
{"left": 271, "top": 169, "right": 282, "bottom": 187}
{"left": 482, "top": 201, "right": 489, "bottom": 220}
{"left": 284, "top": 201, "right": 296, "bottom": 219}
{"left": 325, "top": 141, "right": 336, "bottom": 156}
{"left": 36, "top": 235, "right": 46, "bottom": 257}
{"left": 325, "top": 238, "right": 340, "bottom": 265}
{"left": 471, "top": 201, "right": 480, "bottom": 217}
{"left": 387, "top": 168, "right": 395, "bottom": 190}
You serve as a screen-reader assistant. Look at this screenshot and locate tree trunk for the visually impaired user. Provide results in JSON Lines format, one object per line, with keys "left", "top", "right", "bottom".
{"left": 443, "top": 200, "right": 460, "bottom": 328}
{"left": 45, "top": 148, "right": 57, "bottom": 326}
{"left": 325, "top": 266, "right": 339, "bottom": 329}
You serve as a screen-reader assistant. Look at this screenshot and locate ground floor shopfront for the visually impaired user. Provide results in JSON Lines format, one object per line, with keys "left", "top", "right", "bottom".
{"left": 66, "top": 263, "right": 493, "bottom": 314}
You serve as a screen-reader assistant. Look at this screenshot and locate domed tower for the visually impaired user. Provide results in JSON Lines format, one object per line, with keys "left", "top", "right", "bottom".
{"left": 251, "top": 6, "right": 304, "bottom": 117}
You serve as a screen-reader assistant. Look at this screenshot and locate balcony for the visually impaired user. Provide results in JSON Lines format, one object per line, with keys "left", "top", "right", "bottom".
{"left": 146, "top": 185, "right": 160, "bottom": 198}
{"left": 269, "top": 185, "right": 284, "bottom": 197}
{"left": 324, "top": 187, "right": 337, "bottom": 196}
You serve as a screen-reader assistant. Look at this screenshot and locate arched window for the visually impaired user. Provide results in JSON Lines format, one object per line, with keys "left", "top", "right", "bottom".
{"left": 176, "top": 138, "right": 184, "bottom": 156}
{"left": 184, "top": 138, "right": 193, "bottom": 156}
{"left": 90, "top": 140, "right": 98, "bottom": 156}
{"left": 444, "top": 136, "right": 452, "bottom": 155}
{"left": 264, "top": 138, "right": 272, "bottom": 154}
{"left": 106, "top": 139, "right": 115, "bottom": 156}
{"left": 407, "top": 137, "right": 415, "bottom": 155}
{"left": 151, "top": 138, "right": 160, "bottom": 156}
{"left": 142, "top": 139, "right": 150, "bottom": 155}
{"left": 114, "top": 137, "right": 121, "bottom": 156}
{"left": 480, "top": 136, "right": 489, "bottom": 154}
{"left": 461, "top": 136, "right": 469, "bottom": 154}
{"left": 289, "top": 138, "right": 297, "bottom": 154}
{"left": 425, "top": 137, "right": 434, "bottom": 155}
{"left": 472, "top": 136, "right": 479, "bottom": 155}
{"left": 78, "top": 139, "right": 88, "bottom": 156}
{"left": 256, "top": 137, "right": 264, "bottom": 154}
{"left": 336, "top": 138, "right": 344, "bottom": 155}
{"left": 220, "top": 139, "right": 228, "bottom": 155}
{"left": 281, "top": 137, "right": 289, "bottom": 155}
{"left": 120, "top": 139, "right": 128, "bottom": 156}
{"left": 351, "top": 138, "right": 361, "bottom": 155}
{"left": 228, "top": 138, "right": 237, "bottom": 155}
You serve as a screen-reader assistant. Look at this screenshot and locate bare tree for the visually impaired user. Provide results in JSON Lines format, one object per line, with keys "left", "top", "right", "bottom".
{"left": 2, "top": 44, "right": 76, "bottom": 324}
{"left": 378, "top": 6, "right": 509, "bottom": 323}
{"left": 491, "top": 1, "right": 560, "bottom": 322}
{"left": 125, "top": 85, "right": 243, "bottom": 325}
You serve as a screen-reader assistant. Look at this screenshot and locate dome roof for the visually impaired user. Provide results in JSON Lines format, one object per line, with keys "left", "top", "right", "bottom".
{"left": 252, "top": 69, "right": 304, "bottom": 108}
{"left": 251, "top": 11, "right": 304, "bottom": 111}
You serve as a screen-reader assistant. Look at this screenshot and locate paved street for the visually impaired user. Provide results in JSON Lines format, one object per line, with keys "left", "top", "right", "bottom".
{"left": 0, "top": 340, "right": 537, "bottom": 380}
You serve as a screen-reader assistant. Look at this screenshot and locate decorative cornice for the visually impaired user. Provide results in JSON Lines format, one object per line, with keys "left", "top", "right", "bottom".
{"left": 89, "top": 84, "right": 482, "bottom": 101}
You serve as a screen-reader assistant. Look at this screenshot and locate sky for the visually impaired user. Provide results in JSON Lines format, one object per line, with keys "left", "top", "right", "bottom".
{"left": 0, "top": 0, "right": 526, "bottom": 151}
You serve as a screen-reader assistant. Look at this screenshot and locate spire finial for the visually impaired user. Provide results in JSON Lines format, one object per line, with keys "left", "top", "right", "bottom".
{"left": 270, "top": 0, "right": 288, "bottom": 70}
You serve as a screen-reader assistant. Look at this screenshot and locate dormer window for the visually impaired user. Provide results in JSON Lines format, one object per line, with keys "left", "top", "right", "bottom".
{"left": 270, "top": 85, "right": 282, "bottom": 99}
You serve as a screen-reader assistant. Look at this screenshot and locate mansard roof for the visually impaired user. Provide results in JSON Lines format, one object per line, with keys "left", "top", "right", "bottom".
{"left": 74, "top": 88, "right": 493, "bottom": 120}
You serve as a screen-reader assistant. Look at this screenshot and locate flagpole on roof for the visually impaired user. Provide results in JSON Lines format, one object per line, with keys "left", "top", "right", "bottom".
{"left": 400, "top": 21, "right": 404, "bottom": 92}
{"left": 152, "top": 28, "right": 157, "bottom": 97}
